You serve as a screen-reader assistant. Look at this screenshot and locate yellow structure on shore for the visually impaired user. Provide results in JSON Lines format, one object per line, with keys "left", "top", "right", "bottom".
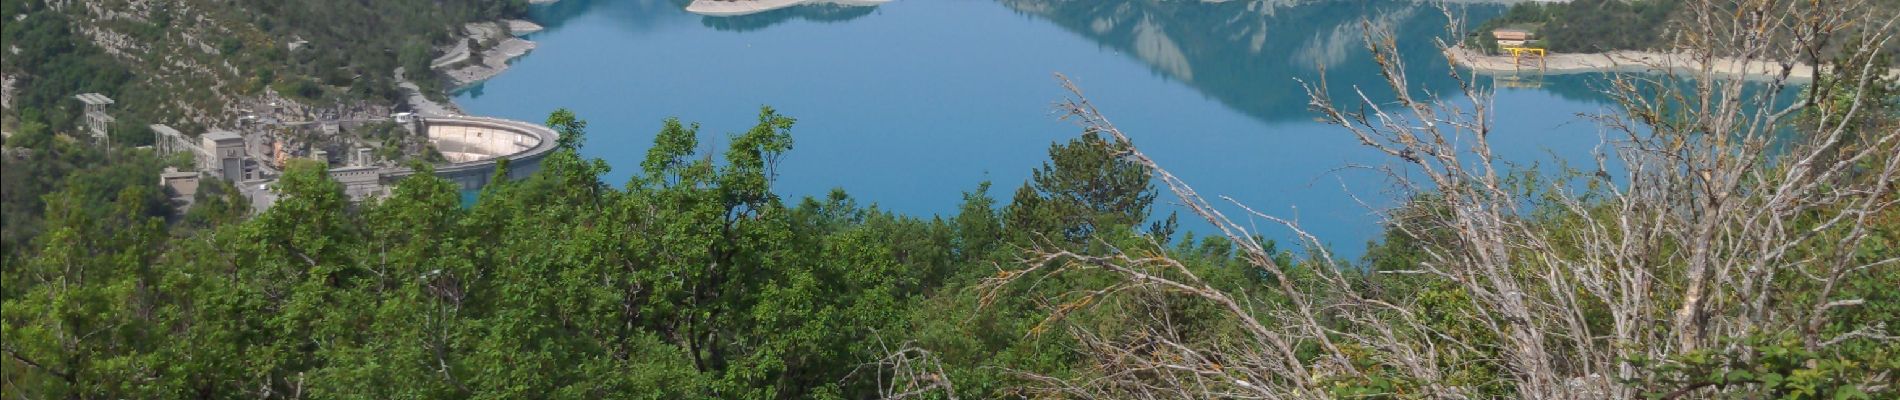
{"left": 1493, "top": 28, "right": 1546, "bottom": 70}
{"left": 1502, "top": 46, "right": 1547, "bottom": 69}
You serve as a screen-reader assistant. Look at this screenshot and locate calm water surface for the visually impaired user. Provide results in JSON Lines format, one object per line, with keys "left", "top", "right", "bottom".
{"left": 455, "top": 0, "right": 1624, "bottom": 258}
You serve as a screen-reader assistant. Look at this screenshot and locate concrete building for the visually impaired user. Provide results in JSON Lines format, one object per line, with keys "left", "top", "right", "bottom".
{"left": 201, "top": 131, "right": 246, "bottom": 183}
{"left": 330, "top": 166, "right": 387, "bottom": 200}
{"left": 1493, "top": 28, "right": 1536, "bottom": 48}
{"left": 350, "top": 147, "right": 377, "bottom": 167}
{"left": 153, "top": 124, "right": 263, "bottom": 180}
{"left": 158, "top": 167, "right": 201, "bottom": 212}
{"left": 75, "top": 93, "right": 114, "bottom": 140}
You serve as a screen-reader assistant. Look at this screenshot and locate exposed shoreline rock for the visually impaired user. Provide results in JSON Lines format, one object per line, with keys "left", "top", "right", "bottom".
{"left": 504, "top": 19, "right": 544, "bottom": 36}
{"left": 431, "top": 22, "right": 539, "bottom": 90}
{"left": 442, "top": 38, "right": 537, "bottom": 87}
{"left": 1439, "top": 45, "right": 1898, "bottom": 83}
{"left": 685, "top": 0, "right": 891, "bottom": 17}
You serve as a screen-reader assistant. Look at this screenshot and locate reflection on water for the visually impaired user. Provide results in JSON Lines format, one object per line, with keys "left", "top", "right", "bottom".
{"left": 467, "top": 0, "right": 1636, "bottom": 258}
{"left": 1000, "top": 0, "right": 1503, "bottom": 123}
{"left": 527, "top": 0, "right": 1512, "bottom": 124}
{"left": 460, "top": 81, "right": 487, "bottom": 99}
{"left": 699, "top": 3, "right": 881, "bottom": 32}
{"left": 532, "top": 0, "right": 882, "bottom": 33}
{"left": 530, "top": 0, "right": 690, "bottom": 32}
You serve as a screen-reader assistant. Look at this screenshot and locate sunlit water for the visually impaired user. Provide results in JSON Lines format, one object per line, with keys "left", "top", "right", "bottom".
{"left": 455, "top": 0, "right": 1634, "bottom": 259}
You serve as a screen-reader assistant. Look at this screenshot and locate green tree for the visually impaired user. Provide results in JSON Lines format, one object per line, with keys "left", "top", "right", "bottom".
{"left": 1004, "top": 130, "right": 1159, "bottom": 242}
{"left": 547, "top": 107, "right": 589, "bottom": 151}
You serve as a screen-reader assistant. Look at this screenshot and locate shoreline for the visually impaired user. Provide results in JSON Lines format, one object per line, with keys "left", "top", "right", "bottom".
{"left": 405, "top": 19, "right": 546, "bottom": 116}
{"left": 441, "top": 37, "right": 536, "bottom": 88}
{"left": 684, "top": 0, "right": 891, "bottom": 17}
{"left": 504, "top": 19, "right": 544, "bottom": 36}
{"left": 431, "top": 21, "right": 540, "bottom": 90}
{"left": 1445, "top": 45, "right": 1836, "bottom": 82}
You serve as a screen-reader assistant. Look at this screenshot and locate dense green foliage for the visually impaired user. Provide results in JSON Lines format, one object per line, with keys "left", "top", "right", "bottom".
{"left": 0, "top": 124, "right": 169, "bottom": 272}
{"left": 0, "top": 105, "right": 1246, "bottom": 398}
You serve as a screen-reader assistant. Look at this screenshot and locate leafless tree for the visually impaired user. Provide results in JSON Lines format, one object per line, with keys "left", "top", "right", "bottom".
{"left": 978, "top": 0, "right": 1898, "bottom": 398}
{"left": 850, "top": 333, "right": 960, "bottom": 399}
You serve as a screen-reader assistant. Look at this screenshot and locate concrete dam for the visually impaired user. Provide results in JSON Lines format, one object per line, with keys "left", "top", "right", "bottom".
{"left": 332, "top": 116, "right": 561, "bottom": 200}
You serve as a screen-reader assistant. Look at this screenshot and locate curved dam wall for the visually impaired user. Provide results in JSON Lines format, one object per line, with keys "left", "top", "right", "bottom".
{"left": 373, "top": 116, "right": 561, "bottom": 194}
{"left": 419, "top": 116, "right": 560, "bottom": 191}
{"left": 429, "top": 120, "right": 542, "bottom": 163}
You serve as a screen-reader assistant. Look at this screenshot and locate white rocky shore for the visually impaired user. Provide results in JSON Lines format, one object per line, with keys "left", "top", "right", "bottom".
{"left": 1442, "top": 45, "right": 1900, "bottom": 83}
{"left": 396, "top": 18, "right": 548, "bottom": 116}
{"left": 685, "top": 0, "right": 891, "bottom": 17}
{"left": 430, "top": 21, "right": 540, "bottom": 88}
{"left": 504, "top": 19, "right": 544, "bottom": 36}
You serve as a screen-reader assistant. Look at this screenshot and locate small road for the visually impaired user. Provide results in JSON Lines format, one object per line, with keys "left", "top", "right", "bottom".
{"left": 393, "top": 67, "right": 463, "bottom": 117}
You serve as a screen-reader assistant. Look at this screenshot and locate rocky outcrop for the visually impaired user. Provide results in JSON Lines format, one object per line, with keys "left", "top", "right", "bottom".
{"left": 433, "top": 22, "right": 539, "bottom": 88}
{"left": 504, "top": 19, "right": 544, "bottom": 36}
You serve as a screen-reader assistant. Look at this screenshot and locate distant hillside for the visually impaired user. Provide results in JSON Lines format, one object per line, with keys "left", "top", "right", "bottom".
{"left": 1474, "top": 0, "right": 1899, "bottom": 55}
{"left": 0, "top": 0, "right": 525, "bottom": 142}
{"left": 1473, "top": 0, "right": 1678, "bottom": 53}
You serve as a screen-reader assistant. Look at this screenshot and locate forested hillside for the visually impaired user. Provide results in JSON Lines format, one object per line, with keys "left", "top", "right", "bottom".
{"left": 1473, "top": 0, "right": 1900, "bottom": 54}
{"left": 1, "top": 0, "right": 524, "bottom": 135}
{"left": 2, "top": 0, "right": 521, "bottom": 284}
{"left": 0, "top": 104, "right": 1269, "bottom": 397}
{"left": 1473, "top": 0, "right": 1681, "bottom": 52}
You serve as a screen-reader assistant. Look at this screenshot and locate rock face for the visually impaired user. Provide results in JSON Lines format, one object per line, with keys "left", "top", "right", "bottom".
{"left": 15, "top": 0, "right": 250, "bottom": 127}
{"left": 6, "top": 0, "right": 548, "bottom": 134}
{"left": 6, "top": 0, "right": 470, "bottom": 129}
{"left": 1, "top": 75, "right": 15, "bottom": 111}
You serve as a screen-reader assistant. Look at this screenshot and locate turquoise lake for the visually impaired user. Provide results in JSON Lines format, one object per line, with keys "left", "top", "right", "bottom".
{"left": 455, "top": 0, "right": 1627, "bottom": 259}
